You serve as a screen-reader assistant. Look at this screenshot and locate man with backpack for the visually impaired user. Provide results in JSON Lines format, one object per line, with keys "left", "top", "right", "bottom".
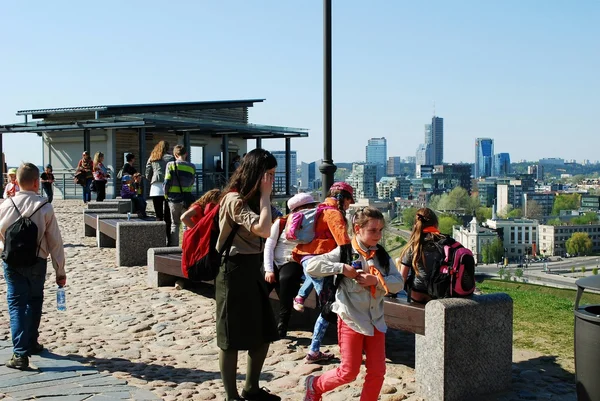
{"left": 0, "top": 163, "right": 66, "bottom": 370}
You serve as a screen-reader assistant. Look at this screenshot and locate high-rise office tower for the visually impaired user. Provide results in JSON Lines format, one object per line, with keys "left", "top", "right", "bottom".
{"left": 366, "top": 137, "right": 387, "bottom": 180}
{"left": 493, "top": 153, "right": 511, "bottom": 177}
{"left": 424, "top": 124, "right": 434, "bottom": 164}
{"left": 431, "top": 116, "right": 443, "bottom": 165}
{"left": 474, "top": 138, "right": 494, "bottom": 178}
{"left": 387, "top": 156, "right": 402, "bottom": 176}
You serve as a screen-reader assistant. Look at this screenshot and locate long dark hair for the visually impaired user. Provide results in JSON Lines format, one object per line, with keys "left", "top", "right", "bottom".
{"left": 399, "top": 207, "right": 441, "bottom": 274}
{"left": 327, "top": 187, "right": 352, "bottom": 226}
{"left": 222, "top": 148, "right": 277, "bottom": 213}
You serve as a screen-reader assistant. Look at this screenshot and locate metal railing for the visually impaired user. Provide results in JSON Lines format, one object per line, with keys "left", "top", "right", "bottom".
{"left": 29, "top": 170, "right": 294, "bottom": 200}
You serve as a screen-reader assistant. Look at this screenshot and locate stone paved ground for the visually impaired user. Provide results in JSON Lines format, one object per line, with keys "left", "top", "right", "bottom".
{"left": 0, "top": 200, "right": 578, "bottom": 400}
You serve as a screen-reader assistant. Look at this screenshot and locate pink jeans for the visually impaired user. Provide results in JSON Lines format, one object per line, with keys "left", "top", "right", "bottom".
{"left": 313, "top": 318, "right": 386, "bottom": 401}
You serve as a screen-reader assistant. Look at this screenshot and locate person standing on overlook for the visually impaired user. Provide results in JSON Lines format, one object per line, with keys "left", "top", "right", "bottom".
{"left": 216, "top": 148, "right": 281, "bottom": 401}
{"left": 0, "top": 163, "right": 66, "bottom": 370}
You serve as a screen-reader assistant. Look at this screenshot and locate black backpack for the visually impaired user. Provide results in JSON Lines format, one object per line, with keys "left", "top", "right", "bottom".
{"left": 1, "top": 199, "right": 48, "bottom": 268}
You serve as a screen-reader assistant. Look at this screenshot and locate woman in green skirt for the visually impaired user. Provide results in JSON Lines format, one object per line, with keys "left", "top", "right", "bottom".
{"left": 216, "top": 148, "right": 280, "bottom": 401}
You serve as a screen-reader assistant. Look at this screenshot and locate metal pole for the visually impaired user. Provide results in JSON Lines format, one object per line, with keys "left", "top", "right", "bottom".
{"left": 83, "top": 129, "right": 91, "bottom": 153}
{"left": 256, "top": 138, "right": 262, "bottom": 149}
{"left": 319, "top": 0, "right": 337, "bottom": 200}
{"left": 138, "top": 128, "right": 146, "bottom": 173}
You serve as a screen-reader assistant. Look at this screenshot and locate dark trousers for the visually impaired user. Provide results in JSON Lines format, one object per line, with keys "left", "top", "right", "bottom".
{"left": 42, "top": 183, "right": 53, "bottom": 203}
{"left": 152, "top": 196, "right": 171, "bottom": 243}
{"left": 95, "top": 180, "right": 107, "bottom": 202}
{"left": 266, "top": 261, "right": 304, "bottom": 330}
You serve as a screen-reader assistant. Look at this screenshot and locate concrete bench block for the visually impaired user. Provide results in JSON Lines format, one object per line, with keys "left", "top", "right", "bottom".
{"left": 96, "top": 214, "right": 129, "bottom": 248}
{"left": 87, "top": 202, "right": 118, "bottom": 211}
{"left": 416, "top": 293, "right": 513, "bottom": 401}
{"left": 83, "top": 209, "right": 127, "bottom": 237}
{"left": 147, "top": 247, "right": 182, "bottom": 287}
{"left": 117, "top": 221, "right": 167, "bottom": 266}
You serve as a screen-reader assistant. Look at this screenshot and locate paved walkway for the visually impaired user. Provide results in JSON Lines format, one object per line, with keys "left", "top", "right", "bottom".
{"left": 0, "top": 200, "right": 581, "bottom": 400}
{"left": 0, "top": 340, "right": 159, "bottom": 400}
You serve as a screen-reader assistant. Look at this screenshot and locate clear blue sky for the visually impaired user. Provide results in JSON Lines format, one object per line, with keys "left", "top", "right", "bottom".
{"left": 1, "top": 0, "right": 598, "bottom": 168}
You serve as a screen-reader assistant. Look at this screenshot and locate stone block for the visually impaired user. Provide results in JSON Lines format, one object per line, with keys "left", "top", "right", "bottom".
{"left": 95, "top": 214, "right": 129, "bottom": 248}
{"left": 116, "top": 221, "right": 166, "bottom": 266}
{"left": 86, "top": 202, "right": 118, "bottom": 211}
{"left": 147, "top": 247, "right": 182, "bottom": 287}
{"left": 415, "top": 293, "right": 513, "bottom": 401}
{"left": 83, "top": 210, "right": 126, "bottom": 237}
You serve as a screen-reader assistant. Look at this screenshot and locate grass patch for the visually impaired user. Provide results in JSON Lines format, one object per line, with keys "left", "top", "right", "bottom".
{"left": 479, "top": 280, "right": 600, "bottom": 370}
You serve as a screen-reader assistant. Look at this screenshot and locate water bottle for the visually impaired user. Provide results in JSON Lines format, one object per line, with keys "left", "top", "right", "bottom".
{"left": 56, "top": 286, "right": 67, "bottom": 311}
{"left": 127, "top": 212, "right": 131, "bottom": 221}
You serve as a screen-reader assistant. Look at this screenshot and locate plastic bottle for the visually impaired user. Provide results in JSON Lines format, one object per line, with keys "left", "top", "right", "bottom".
{"left": 57, "top": 286, "right": 67, "bottom": 311}
{"left": 127, "top": 212, "right": 131, "bottom": 221}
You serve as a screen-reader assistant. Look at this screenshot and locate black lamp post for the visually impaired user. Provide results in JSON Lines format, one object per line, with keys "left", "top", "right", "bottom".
{"left": 319, "top": 0, "right": 337, "bottom": 200}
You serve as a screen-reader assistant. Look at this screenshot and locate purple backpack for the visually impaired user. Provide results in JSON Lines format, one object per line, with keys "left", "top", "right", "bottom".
{"left": 428, "top": 238, "right": 476, "bottom": 298}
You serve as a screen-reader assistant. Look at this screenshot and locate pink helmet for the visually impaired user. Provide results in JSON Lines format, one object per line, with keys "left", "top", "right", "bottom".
{"left": 329, "top": 182, "right": 354, "bottom": 202}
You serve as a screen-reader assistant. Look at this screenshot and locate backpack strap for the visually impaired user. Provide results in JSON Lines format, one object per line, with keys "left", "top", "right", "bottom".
{"left": 9, "top": 197, "right": 22, "bottom": 218}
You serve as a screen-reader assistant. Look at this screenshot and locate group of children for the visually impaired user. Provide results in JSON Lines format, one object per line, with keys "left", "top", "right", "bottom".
{"left": 120, "top": 172, "right": 147, "bottom": 218}
{"left": 175, "top": 179, "right": 405, "bottom": 401}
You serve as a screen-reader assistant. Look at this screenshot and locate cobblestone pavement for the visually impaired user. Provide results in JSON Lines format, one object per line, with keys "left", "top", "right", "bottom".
{"left": 0, "top": 200, "right": 578, "bottom": 400}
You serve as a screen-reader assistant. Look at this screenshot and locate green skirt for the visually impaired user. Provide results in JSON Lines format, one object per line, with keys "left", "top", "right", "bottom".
{"left": 215, "top": 253, "right": 278, "bottom": 350}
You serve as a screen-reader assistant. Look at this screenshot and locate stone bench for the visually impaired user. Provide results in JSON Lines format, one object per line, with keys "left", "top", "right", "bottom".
{"left": 87, "top": 199, "right": 132, "bottom": 213}
{"left": 146, "top": 247, "right": 512, "bottom": 401}
{"left": 97, "top": 215, "right": 165, "bottom": 266}
{"left": 83, "top": 210, "right": 129, "bottom": 237}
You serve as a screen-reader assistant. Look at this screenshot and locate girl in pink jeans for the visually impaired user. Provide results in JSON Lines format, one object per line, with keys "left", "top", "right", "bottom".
{"left": 302, "top": 207, "right": 404, "bottom": 401}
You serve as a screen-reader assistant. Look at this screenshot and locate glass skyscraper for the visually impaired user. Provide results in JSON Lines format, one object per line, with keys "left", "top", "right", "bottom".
{"left": 366, "top": 137, "right": 387, "bottom": 180}
{"left": 474, "top": 138, "right": 494, "bottom": 178}
{"left": 493, "top": 153, "right": 511, "bottom": 177}
{"left": 431, "top": 116, "right": 443, "bottom": 165}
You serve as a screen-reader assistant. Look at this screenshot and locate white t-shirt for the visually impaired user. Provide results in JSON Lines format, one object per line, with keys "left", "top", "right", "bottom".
{"left": 149, "top": 182, "right": 164, "bottom": 197}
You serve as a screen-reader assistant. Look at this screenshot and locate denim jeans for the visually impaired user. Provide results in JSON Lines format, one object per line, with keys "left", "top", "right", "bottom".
{"left": 3, "top": 259, "right": 47, "bottom": 357}
{"left": 82, "top": 178, "right": 92, "bottom": 203}
{"left": 42, "top": 183, "right": 53, "bottom": 203}
{"left": 301, "top": 260, "right": 328, "bottom": 353}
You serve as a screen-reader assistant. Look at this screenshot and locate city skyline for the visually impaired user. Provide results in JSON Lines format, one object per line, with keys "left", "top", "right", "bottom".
{"left": 1, "top": 1, "right": 598, "bottom": 167}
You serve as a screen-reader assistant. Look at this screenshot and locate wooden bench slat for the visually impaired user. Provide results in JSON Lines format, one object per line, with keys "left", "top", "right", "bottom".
{"left": 151, "top": 252, "right": 422, "bottom": 334}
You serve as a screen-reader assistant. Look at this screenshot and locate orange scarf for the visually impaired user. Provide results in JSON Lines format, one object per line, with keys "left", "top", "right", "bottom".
{"left": 351, "top": 236, "right": 390, "bottom": 297}
{"left": 422, "top": 226, "right": 440, "bottom": 234}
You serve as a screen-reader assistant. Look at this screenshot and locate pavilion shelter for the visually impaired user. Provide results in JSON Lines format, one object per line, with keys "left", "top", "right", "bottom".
{"left": 0, "top": 99, "right": 307, "bottom": 199}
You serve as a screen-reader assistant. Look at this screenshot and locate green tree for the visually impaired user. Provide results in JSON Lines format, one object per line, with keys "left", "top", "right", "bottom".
{"left": 428, "top": 194, "right": 442, "bottom": 211}
{"left": 566, "top": 232, "right": 593, "bottom": 256}
{"left": 498, "top": 204, "right": 513, "bottom": 219}
{"left": 547, "top": 218, "right": 562, "bottom": 226}
{"left": 438, "top": 215, "right": 461, "bottom": 235}
{"left": 593, "top": 268, "right": 598, "bottom": 275}
{"left": 507, "top": 208, "right": 523, "bottom": 219}
{"left": 525, "top": 200, "right": 544, "bottom": 220}
{"left": 515, "top": 268, "right": 524, "bottom": 279}
{"left": 441, "top": 187, "right": 472, "bottom": 211}
{"left": 481, "top": 238, "right": 504, "bottom": 264}
{"left": 581, "top": 266, "right": 587, "bottom": 274}
{"left": 402, "top": 207, "right": 418, "bottom": 228}
{"left": 571, "top": 212, "right": 599, "bottom": 225}
{"left": 475, "top": 207, "right": 493, "bottom": 223}
{"left": 552, "top": 193, "right": 581, "bottom": 215}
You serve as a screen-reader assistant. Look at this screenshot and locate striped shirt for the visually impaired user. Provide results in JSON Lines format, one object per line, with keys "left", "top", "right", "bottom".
{"left": 163, "top": 160, "right": 195, "bottom": 202}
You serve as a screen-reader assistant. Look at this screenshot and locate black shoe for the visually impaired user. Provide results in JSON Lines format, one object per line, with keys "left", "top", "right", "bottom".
{"left": 241, "top": 387, "right": 280, "bottom": 401}
{"left": 277, "top": 323, "right": 287, "bottom": 338}
{"left": 29, "top": 343, "right": 44, "bottom": 355}
{"left": 6, "top": 354, "right": 29, "bottom": 370}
